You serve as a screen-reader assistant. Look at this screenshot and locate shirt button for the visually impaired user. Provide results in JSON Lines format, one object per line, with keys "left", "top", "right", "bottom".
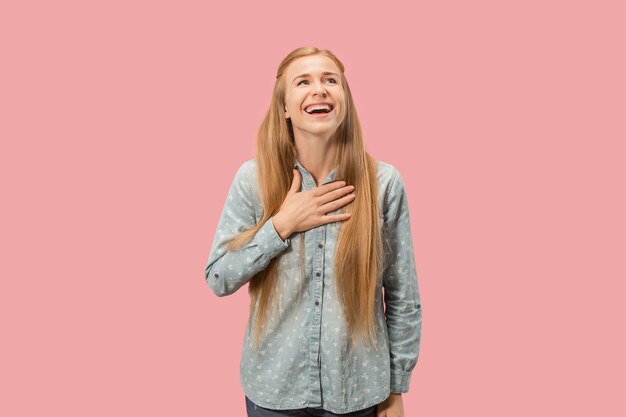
{"left": 315, "top": 301, "right": 319, "bottom": 306}
{"left": 315, "top": 272, "right": 321, "bottom": 277}
{"left": 214, "top": 273, "right": 220, "bottom": 279}
{"left": 318, "top": 243, "right": 323, "bottom": 248}
{"left": 417, "top": 304, "right": 421, "bottom": 309}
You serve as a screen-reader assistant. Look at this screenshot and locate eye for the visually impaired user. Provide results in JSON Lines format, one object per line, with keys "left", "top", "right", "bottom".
{"left": 297, "top": 79, "right": 309, "bottom": 86}
{"left": 326, "top": 78, "right": 338, "bottom": 84}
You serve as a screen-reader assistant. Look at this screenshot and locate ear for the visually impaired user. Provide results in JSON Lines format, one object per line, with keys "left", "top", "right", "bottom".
{"left": 284, "top": 108, "right": 290, "bottom": 119}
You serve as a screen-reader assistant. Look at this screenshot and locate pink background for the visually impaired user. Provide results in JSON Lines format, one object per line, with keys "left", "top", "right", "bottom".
{"left": 1, "top": 0, "right": 624, "bottom": 415}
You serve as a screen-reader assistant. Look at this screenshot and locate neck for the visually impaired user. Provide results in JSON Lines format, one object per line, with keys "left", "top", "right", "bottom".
{"left": 294, "top": 132, "right": 338, "bottom": 187}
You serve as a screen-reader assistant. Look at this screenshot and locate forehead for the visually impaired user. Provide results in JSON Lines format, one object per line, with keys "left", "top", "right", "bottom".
{"left": 285, "top": 54, "right": 341, "bottom": 80}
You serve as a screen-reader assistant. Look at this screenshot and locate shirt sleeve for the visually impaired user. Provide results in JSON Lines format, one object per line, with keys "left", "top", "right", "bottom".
{"left": 205, "top": 161, "right": 291, "bottom": 297}
{"left": 382, "top": 167, "right": 423, "bottom": 393}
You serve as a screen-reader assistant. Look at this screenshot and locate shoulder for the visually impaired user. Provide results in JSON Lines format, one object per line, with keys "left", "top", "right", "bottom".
{"left": 226, "top": 159, "right": 259, "bottom": 200}
{"left": 376, "top": 160, "right": 399, "bottom": 179}
{"left": 375, "top": 159, "right": 404, "bottom": 195}
{"left": 227, "top": 159, "right": 261, "bottom": 210}
{"left": 236, "top": 158, "right": 257, "bottom": 176}
{"left": 231, "top": 159, "right": 258, "bottom": 184}
{"left": 375, "top": 159, "right": 410, "bottom": 220}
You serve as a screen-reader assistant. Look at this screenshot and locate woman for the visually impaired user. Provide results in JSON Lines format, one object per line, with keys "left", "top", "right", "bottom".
{"left": 205, "top": 46, "right": 422, "bottom": 417}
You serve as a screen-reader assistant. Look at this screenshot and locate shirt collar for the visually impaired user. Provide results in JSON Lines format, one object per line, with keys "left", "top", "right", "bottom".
{"left": 294, "top": 160, "right": 337, "bottom": 187}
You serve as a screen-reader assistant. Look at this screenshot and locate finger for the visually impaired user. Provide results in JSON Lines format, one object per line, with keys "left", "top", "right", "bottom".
{"left": 317, "top": 184, "right": 355, "bottom": 205}
{"left": 288, "top": 169, "right": 301, "bottom": 194}
{"left": 312, "top": 180, "right": 347, "bottom": 197}
{"left": 320, "top": 193, "right": 356, "bottom": 214}
{"left": 319, "top": 213, "right": 351, "bottom": 225}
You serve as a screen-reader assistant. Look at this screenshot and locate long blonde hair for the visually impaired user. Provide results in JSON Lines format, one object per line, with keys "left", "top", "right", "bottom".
{"left": 227, "top": 46, "right": 382, "bottom": 350}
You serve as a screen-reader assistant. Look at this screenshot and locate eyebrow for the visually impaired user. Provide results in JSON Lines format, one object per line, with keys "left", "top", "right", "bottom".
{"left": 293, "top": 72, "right": 340, "bottom": 82}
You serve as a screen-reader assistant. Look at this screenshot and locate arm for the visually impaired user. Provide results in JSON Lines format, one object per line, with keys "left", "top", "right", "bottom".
{"left": 382, "top": 168, "right": 422, "bottom": 393}
{"left": 204, "top": 161, "right": 290, "bottom": 297}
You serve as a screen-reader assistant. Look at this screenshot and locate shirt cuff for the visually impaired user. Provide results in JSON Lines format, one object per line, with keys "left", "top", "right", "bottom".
{"left": 255, "top": 217, "right": 290, "bottom": 259}
{"left": 390, "top": 369, "right": 412, "bottom": 393}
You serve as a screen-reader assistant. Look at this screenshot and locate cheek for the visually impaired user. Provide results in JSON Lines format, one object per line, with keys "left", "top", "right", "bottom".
{"left": 285, "top": 101, "right": 300, "bottom": 117}
{"left": 286, "top": 97, "right": 303, "bottom": 113}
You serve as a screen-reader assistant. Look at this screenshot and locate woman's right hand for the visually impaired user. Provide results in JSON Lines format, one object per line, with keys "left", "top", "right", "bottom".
{"left": 272, "top": 169, "right": 355, "bottom": 240}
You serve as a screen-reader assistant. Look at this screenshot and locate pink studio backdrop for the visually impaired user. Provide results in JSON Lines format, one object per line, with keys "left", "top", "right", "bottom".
{"left": 1, "top": 0, "right": 624, "bottom": 416}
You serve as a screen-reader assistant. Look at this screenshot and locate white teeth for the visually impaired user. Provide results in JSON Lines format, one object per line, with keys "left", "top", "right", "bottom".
{"left": 305, "top": 104, "right": 332, "bottom": 113}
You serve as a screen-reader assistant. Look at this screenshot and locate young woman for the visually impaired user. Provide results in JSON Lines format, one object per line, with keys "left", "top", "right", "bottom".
{"left": 205, "top": 46, "right": 422, "bottom": 417}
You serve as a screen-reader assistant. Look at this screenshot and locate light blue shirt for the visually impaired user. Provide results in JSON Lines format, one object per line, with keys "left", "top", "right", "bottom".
{"left": 205, "top": 159, "right": 422, "bottom": 414}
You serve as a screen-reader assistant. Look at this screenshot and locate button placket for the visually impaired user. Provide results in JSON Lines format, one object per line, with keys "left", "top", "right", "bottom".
{"left": 312, "top": 227, "right": 327, "bottom": 326}
{"left": 306, "top": 193, "right": 326, "bottom": 405}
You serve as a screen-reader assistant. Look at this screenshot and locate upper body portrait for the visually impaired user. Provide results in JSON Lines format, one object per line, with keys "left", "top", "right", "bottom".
{"left": 205, "top": 46, "right": 422, "bottom": 417}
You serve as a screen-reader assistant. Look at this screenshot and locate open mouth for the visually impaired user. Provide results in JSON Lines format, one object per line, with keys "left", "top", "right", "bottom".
{"left": 304, "top": 103, "right": 334, "bottom": 115}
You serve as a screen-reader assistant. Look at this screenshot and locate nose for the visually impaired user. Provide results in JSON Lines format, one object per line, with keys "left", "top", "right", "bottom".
{"left": 312, "top": 81, "right": 327, "bottom": 97}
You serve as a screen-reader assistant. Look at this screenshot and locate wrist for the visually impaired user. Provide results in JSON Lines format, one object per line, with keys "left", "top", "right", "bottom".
{"left": 272, "top": 213, "right": 292, "bottom": 241}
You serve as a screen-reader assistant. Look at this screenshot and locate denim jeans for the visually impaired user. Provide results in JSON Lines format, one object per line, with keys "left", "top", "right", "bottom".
{"left": 245, "top": 396, "right": 378, "bottom": 417}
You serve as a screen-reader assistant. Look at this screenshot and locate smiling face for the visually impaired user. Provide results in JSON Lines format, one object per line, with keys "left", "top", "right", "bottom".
{"left": 283, "top": 54, "right": 346, "bottom": 142}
